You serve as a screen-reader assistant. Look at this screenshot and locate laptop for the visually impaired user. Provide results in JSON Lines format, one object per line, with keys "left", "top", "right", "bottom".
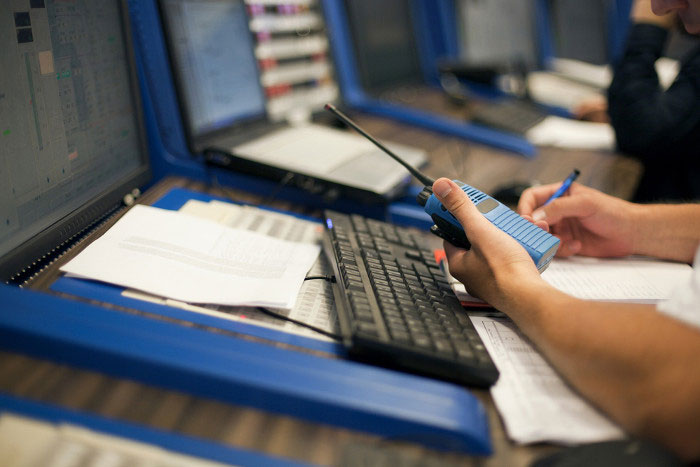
{"left": 0, "top": 0, "right": 150, "bottom": 283}
{"left": 158, "top": 0, "right": 427, "bottom": 204}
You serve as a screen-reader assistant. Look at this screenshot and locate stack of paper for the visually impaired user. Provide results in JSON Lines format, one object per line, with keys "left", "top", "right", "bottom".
{"left": 61, "top": 204, "right": 320, "bottom": 310}
{"left": 449, "top": 256, "right": 693, "bottom": 305}
{"left": 470, "top": 315, "right": 625, "bottom": 445}
{"left": 525, "top": 116, "right": 615, "bottom": 151}
{"left": 118, "top": 199, "right": 339, "bottom": 342}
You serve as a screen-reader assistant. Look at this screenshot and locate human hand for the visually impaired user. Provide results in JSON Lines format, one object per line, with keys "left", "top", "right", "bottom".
{"left": 433, "top": 178, "right": 543, "bottom": 308}
{"left": 573, "top": 95, "right": 609, "bottom": 123}
{"left": 632, "top": 0, "right": 675, "bottom": 28}
{"left": 517, "top": 182, "right": 638, "bottom": 258}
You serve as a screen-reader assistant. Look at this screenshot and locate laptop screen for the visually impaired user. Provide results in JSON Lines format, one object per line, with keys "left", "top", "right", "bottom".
{"left": 160, "top": 0, "right": 267, "bottom": 141}
{"left": 548, "top": 0, "right": 611, "bottom": 66}
{"left": 0, "top": 0, "right": 150, "bottom": 281}
{"left": 456, "top": 0, "right": 538, "bottom": 69}
{"left": 343, "top": 0, "right": 424, "bottom": 94}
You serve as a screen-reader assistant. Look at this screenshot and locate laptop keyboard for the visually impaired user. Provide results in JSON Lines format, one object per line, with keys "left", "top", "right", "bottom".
{"left": 322, "top": 210, "right": 499, "bottom": 388}
{"left": 472, "top": 99, "right": 547, "bottom": 135}
{"left": 233, "top": 125, "right": 375, "bottom": 174}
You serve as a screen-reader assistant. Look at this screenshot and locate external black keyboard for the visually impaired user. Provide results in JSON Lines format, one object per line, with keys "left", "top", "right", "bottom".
{"left": 322, "top": 210, "right": 499, "bottom": 388}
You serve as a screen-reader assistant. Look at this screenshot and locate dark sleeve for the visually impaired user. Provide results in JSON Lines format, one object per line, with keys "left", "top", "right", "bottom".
{"left": 607, "top": 23, "right": 700, "bottom": 158}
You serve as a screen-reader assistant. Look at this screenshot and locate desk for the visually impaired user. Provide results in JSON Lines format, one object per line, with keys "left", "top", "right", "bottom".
{"left": 2, "top": 113, "right": 641, "bottom": 466}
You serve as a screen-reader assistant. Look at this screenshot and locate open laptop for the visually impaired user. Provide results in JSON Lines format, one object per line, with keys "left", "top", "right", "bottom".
{"left": 0, "top": 0, "right": 150, "bottom": 284}
{"left": 158, "top": 0, "right": 427, "bottom": 204}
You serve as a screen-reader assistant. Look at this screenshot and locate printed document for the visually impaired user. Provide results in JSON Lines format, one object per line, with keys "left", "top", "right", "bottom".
{"left": 448, "top": 256, "right": 693, "bottom": 305}
{"left": 470, "top": 315, "right": 625, "bottom": 445}
{"left": 61, "top": 205, "right": 320, "bottom": 309}
{"left": 124, "top": 199, "right": 339, "bottom": 341}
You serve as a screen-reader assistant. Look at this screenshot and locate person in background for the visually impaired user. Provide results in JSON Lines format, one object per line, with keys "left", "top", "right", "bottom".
{"left": 602, "top": 0, "right": 700, "bottom": 202}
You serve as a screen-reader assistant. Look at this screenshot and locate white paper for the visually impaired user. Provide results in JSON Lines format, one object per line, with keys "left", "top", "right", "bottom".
{"left": 526, "top": 116, "right": 615, "bottom": 150}
{"left": 61, "top": 205, "right": 320, "bottom": 309}
{"left": 549, "top": 57, "right": 679, "bottom": 91}
{"left": 180, "top": 199, "right": 322, "bottom": 244}
{"left": 540, "top": 256, "right": 693, "bottom": 302}
{"left": 132, "top": 199, "right": 339, "bottom": 340}
{"left": 549, "top": 58, "right": 612, "bottom": 88}
{"left": 470, "top": 315, "right": 625, "bottom": 445}
{"left": 0, "top": 414, "right": 227, "bottom": 467}
{"left": 449, "top": 256, "right": 692, "bottom": 305}
{"left": 527, "top": 71, "right": 603, "bottom": 111}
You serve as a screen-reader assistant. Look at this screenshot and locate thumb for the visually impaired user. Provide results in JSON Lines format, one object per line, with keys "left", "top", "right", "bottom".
{"left": 432, "top": 178, "right": 492, "bottom": 235}
{"left": 532, "top": 196, "right": 588, "bottom": 225}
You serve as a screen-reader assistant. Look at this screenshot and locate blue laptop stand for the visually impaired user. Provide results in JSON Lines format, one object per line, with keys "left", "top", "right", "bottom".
{"left": 0, "top": 283, "right": 492, "bottom": 455}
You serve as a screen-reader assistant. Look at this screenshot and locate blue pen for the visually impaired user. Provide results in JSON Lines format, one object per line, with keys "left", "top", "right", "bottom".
{"left": 544, "top": 169, "right": 580, "bottom": 205}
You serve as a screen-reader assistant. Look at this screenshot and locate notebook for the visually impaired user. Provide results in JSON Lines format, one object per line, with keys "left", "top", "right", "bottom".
{"left": 158, "top": 0, "right": 427, "bottom": 203}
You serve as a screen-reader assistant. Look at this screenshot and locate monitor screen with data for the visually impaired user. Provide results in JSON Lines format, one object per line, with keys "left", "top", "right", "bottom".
{"left": 160, "top": 0, "right": 267, "bottom": 140}
{"left": 548, "top": 0, "right": 612, "bottom": 65}
{"left": 457, "top": 0, "right": 539, "bottom": 68}
{"left": 0, "top": 0, "right": 149, "bottom": 281}
{"left": 343, "top": 0, "right": 424, "bottom": 93}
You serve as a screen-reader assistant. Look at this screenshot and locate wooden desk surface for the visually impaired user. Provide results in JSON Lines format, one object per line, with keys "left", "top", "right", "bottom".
{"left": 5, "top": 108, "right": 641, "bottom": 466}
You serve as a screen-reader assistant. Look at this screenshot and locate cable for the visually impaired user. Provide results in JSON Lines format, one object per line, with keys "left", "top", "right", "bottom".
{"left": 255, "top": 307, "right": 342, "bottom": 340}
{"left": 304, "top": 275, "right": 336, "bottom": 282}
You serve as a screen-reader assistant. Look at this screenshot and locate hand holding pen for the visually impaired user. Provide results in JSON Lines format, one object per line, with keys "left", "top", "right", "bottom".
{"left": 517, "top": 171, "right": 639, "bottom": 258}
{"left": 543, "top": 169, "right": 580, "bottom": 206}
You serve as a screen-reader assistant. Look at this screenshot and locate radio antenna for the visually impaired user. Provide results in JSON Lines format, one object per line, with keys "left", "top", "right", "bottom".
{"left": 325, "top": 104, "right": 435, "bottom": 187}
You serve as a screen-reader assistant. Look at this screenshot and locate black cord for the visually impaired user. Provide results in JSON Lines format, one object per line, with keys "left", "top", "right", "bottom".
{"left": 255, "top": 307, "right": 342, "bottom": 340}
{"left": 304, "top": 275, "right": 336, "bottom": 282}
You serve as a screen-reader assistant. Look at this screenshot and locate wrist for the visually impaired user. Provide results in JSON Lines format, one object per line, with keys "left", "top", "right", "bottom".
{"left": 495, "top": 275, "right": 553, "bottom": 316}
{"left": 496, "top": 279, "right": 577, "bottom": 338}
{"left": 627, "top": 203, "right": 652, "bottom": 256}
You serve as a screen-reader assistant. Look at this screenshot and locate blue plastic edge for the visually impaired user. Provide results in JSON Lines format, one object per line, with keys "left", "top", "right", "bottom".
{"left": 353, "top": 100, "right": 537, "bottom": 157}
{"left": 609, "top": 0, "right": 633, "bottom": 63}
{"left": 0, "top": 393, "right": 303, "bottom": 467}
{"left": 535, "top": 0, "right": 555, "bottom": 69}
{"left": 49, "top": 276, "right": 342, "bottom": 355}
{"left": 0, "top": 284, "right": 492, "bottom": 455}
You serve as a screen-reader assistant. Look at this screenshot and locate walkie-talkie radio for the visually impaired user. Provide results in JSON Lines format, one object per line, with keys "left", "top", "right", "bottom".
{"left": 325, "top": 104, "right": 559, "bottom": 273}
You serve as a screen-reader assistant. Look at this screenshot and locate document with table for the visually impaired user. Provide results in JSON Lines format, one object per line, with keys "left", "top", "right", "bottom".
{"left": 124, "top": 199, "right": 339, "bottom": 342}
{"left": 60, "top": 204, "right": 320, "bottom": 309}
{"left": 471, "top": 315, "right": 625, "bottom": 445}
{"left": 61, "top": 200, "right": 339, "bottom": 342}
{"left": 449, "top": 256, "right": 693, "bottom": 304}
{"left": 458, "top": 256, "right": 693, "bottom": 445}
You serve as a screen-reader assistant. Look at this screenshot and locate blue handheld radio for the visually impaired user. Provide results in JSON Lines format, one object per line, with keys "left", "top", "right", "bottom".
{"left": 417, "top": 182, "right": 559, "bottom": 272}
{"left": 325, "top": 104, "right": 560, "bottom": 273}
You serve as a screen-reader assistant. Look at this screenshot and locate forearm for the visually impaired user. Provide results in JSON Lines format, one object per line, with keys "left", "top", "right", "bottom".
{"left": 500, "top": 282, "right": 700, "bottom": 460}
{"left": 629, "top": 203, "right": 700, "bottom": 262}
